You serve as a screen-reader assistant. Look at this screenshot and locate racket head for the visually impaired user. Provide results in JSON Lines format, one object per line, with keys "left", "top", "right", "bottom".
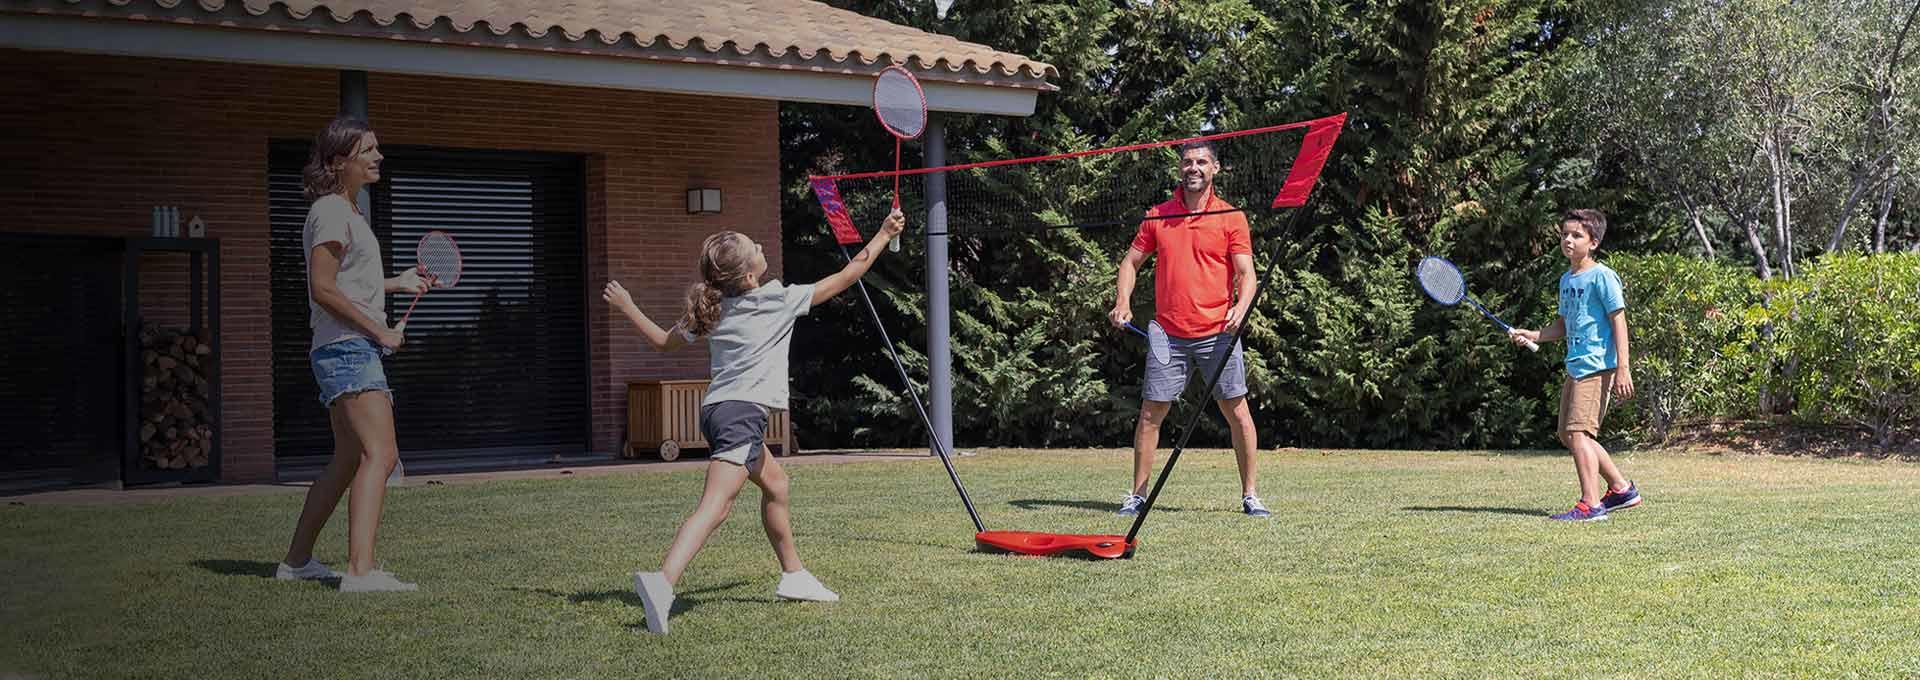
{"left": 872, "top": 66, "right": 928, "bottom": 140}
{"left": 1416, "top": 256, "right": 1466, "bottom": 306}
{"left": 416, "top": 231, "right": 463, "bottom": 289}
{"left": 1147, "top": 320, "right": 1172, "bottom": 366}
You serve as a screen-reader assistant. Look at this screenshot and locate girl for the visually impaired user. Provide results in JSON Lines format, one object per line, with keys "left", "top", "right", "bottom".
{"left": 604, "top": 209, "right": 904, "bottom": 634}
{"left": 274, "top": 116, "right": 427, "bottom": 592}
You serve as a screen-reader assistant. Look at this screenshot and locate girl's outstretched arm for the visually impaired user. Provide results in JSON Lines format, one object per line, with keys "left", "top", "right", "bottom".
{"left": 811, "top": 210, "right": 906, "bottom": 307}
{"left": 604, "top": 280, "right": 691, "bottom": 352}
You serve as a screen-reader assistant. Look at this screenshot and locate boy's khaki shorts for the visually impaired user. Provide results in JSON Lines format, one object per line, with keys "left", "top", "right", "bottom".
{"left": 1558, "top": 369, "right": 1617, "bottom": 436}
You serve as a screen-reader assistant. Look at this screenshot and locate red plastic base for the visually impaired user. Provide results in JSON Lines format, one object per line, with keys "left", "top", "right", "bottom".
{"left": 975, "top": 530, "right": 1135, "bottom": 559}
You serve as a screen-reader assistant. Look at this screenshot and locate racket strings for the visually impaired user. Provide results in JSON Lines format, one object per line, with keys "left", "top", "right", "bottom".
{"left": 874, "top": 71, "right": 927, "bottom": 139}
{"left": 1417, "top": 259, "right": 1466, "bottom": 304}
{"left": 1147, "top": 321, "right": 1171, "bottom": 366}
{"left": 416, "top": 234, "right": 462, "bottom": 288}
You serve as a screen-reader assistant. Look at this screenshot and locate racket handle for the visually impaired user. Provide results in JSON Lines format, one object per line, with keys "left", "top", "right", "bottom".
{"left": 1522, "top": 337, "right": 1540, "bottom": 352}
{"left": 397, "top": 288, "right": 425, "bottom": 328}
{"left": 1124, "top": 321, "right": 1148, "bottom": 338}
{"left": 890, "top": 140, "right": 903, "bottom": 253}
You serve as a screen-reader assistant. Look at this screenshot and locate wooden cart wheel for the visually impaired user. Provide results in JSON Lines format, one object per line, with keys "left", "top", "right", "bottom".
{"left": 659, "top": 440, "right": 680, "bottom": 461}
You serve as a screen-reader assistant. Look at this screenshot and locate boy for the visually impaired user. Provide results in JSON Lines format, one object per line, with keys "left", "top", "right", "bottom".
{"left": 1509, "top": 209, "right": 1642, "bottom": 522}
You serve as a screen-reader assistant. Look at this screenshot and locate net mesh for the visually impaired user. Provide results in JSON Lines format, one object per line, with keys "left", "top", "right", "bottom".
{"left": 873, "top": 69, "right": 927, "bottom": 139}
{"left": 1416, "top": 257, "right": 1465, "bottom": 305}
{"left": 416, "top": 231, "right": 463, "bottom": 288}
{"left": 809, "top": 114, "right": 1345, "bottom": 247}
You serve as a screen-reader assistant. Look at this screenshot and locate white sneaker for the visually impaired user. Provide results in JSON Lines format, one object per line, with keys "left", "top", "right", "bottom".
{"left": 633, "top": 571, "right": 675, "bottom": 634}
{"left": 338, "top": 569, "right": 419, "bottom": 592}
{"left": 274, "top": 558, "right": 341, "bottom": 581}
{"left": 775, "top": 570, "right": 840, "bottom": 602}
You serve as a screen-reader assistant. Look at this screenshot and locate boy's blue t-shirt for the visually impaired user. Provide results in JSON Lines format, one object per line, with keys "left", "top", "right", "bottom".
{"left": 1557, "top": 263, "right": 1626, "bottom": 379}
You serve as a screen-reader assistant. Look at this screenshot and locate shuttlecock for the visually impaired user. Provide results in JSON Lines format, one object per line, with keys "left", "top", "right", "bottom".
{"left": 935, "top": 0, "right": 952, "bottom": 19}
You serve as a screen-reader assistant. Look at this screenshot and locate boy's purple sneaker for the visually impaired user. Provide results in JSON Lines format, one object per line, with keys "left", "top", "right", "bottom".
{"left": 1549, "top": 501, "right": 1608, "bottom": 522}
{"left": 1600, "top": 482, "right": 1641, "bottom": 512}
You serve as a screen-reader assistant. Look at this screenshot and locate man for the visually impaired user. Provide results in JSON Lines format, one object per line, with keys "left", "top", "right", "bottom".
{"left": 1108, "top": 139, "right": 1268, "bottom": 518}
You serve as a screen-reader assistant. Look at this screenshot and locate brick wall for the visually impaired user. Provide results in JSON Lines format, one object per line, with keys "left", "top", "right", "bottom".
{"left": 0, "top": 49, "right": 781, "bottom": 481}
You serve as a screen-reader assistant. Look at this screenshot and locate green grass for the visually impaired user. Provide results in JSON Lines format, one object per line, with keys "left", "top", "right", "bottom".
{"left": 4, "top": 448, "right": 1920, "bottom": 678}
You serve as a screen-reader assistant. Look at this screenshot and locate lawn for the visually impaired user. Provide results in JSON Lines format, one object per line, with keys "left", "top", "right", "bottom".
{"left": 3, "top": 448, "right": 1919, "bottom": 678}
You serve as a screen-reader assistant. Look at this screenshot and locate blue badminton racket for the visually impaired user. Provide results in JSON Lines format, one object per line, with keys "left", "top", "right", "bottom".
{"left": 1416, "top": 255, "right": 1538, "bottom": 352}
{"left": 1123, "top": 320, "right": 1172, "bottom": 365}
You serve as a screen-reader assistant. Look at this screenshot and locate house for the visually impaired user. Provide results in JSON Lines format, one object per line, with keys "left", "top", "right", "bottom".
{"left": 0, "top": 0, "right": 1054, "bottom": 489}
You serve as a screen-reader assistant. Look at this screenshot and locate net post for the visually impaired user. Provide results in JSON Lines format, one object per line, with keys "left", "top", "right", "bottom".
{"left": 925, "top": 114, "right": 955, "bottom": 460}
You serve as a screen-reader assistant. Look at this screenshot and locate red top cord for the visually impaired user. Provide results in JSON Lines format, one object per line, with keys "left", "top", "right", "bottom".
{"left": 808, "top": 113, "right": 1348, "bottom": 182}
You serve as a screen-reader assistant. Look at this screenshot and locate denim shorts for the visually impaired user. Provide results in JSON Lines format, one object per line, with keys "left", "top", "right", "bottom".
{"left": 310, "top": 336, "right": 392, "bottom": 408}
{"left": 1143, "top": 332, "right": 1248, "bottom": 403}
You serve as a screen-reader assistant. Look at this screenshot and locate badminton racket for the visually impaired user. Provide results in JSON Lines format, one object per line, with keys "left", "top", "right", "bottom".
{"left": 872, "top": 65, "right": 927, "bottom": 253}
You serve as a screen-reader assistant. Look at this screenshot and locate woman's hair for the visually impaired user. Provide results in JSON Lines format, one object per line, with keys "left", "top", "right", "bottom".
{"left": 682, "top": 231, "right": 760, "bottom": 336}
{"left": 302, "top": 116, "right": 375, "bottom": 201}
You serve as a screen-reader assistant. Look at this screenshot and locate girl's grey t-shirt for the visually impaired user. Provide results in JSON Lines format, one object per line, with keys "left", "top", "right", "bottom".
{"left": 696, "top": 280, "right": 815, "bottom": 410}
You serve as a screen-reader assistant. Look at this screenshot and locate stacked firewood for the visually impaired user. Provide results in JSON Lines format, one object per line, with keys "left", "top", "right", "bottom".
{"left": 139, "top": 323, "right": 213, "bottom": 470}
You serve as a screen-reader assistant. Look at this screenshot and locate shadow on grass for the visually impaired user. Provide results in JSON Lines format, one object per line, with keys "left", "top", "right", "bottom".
{"left": 1006, "top": 498, "right": 1197, "bottom": 514}
{"left": 1421, "top": 449, "right": 1584, "bottom": 459}
{"left": 811, "top": 530, "right": 1139, "bottom": 560}
{"left": 1400, "top": 506, "right": 1545, "bottom": 517}
{"left": 191, "top": 559, "right": 285, "bottom": 579}
{"left": 973, "top": 544, "right": 1133, "bottom": 562}
{"left": 518, "top": 580, "right": 760, "bottom": 625}
{"left": 805, "top": 532, "right": 967, "bottom": 552}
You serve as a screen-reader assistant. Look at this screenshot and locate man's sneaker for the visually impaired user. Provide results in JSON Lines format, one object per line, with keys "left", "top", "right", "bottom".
{"left": 775, "top": 570, "right": 840, "bottom": 603}
{"left": 1242, "top": 495, "right": 1272, "bottom": 518}
{"left": 1549, "top": 501, "right": 1609, "bottom": 522}
{"left": 338, "top": 569, "right": 419, "bottom": 592}
{"left": 1115, "top": 494, "right": 1147, "bottom": 516}
{"left": 274, "top": 558, "right": 340, "bottom": 581}
{"left": 1600, "top": 482, "right": 1642, "bottom": 512}
{"left": 633, "top": 571, "right": 675, "bottom": 634}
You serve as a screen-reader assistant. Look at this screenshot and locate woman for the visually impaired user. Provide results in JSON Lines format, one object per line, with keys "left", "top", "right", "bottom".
{"left": 273, "top": 116, "right": 426, "bottom": 592}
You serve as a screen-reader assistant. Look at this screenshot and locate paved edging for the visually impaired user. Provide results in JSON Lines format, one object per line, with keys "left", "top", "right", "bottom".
{"left": 6, "top": 451, "right": 938, "bottom": 506}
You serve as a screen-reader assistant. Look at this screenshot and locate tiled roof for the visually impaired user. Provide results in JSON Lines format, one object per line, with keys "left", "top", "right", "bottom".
{"left": 9, "top": 0, "right": 1058, "bottom": 88}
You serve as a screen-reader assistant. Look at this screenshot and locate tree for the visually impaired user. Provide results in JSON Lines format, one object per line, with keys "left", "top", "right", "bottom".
{"left": 1565, "top": 0, "right": 1920, "bottom": 276}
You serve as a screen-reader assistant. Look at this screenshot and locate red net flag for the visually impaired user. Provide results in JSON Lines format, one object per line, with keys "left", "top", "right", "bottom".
{"left": 1272, "top": 113, "right": 1346, "bottom": 208}
{"left": 809, "top": 178, "right": 865, "bottom": 246}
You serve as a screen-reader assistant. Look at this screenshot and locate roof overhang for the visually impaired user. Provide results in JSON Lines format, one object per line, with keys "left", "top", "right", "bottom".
{"left": 0, "top": 10, "right": 1045, "bottom": 117}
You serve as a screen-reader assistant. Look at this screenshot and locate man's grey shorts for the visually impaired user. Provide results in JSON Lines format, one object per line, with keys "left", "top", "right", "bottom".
{"left": 1143, "top": 333, "right": 1249, "bottom": 403}
{"left": 700, "top": 401, "right": 769, "bottom": 472}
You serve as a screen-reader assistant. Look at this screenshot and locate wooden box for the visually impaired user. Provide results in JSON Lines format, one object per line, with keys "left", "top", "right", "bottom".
{"left": 623, "top": 379, "right": 793, "bottom": 460}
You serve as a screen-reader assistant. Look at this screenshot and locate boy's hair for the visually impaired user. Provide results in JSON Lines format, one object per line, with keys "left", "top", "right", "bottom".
{"left": 682, "top": 231, "right": 758, "bottom": 336}
{"left": 1563, "top": 209, "right": 1608, "bottom": 244}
